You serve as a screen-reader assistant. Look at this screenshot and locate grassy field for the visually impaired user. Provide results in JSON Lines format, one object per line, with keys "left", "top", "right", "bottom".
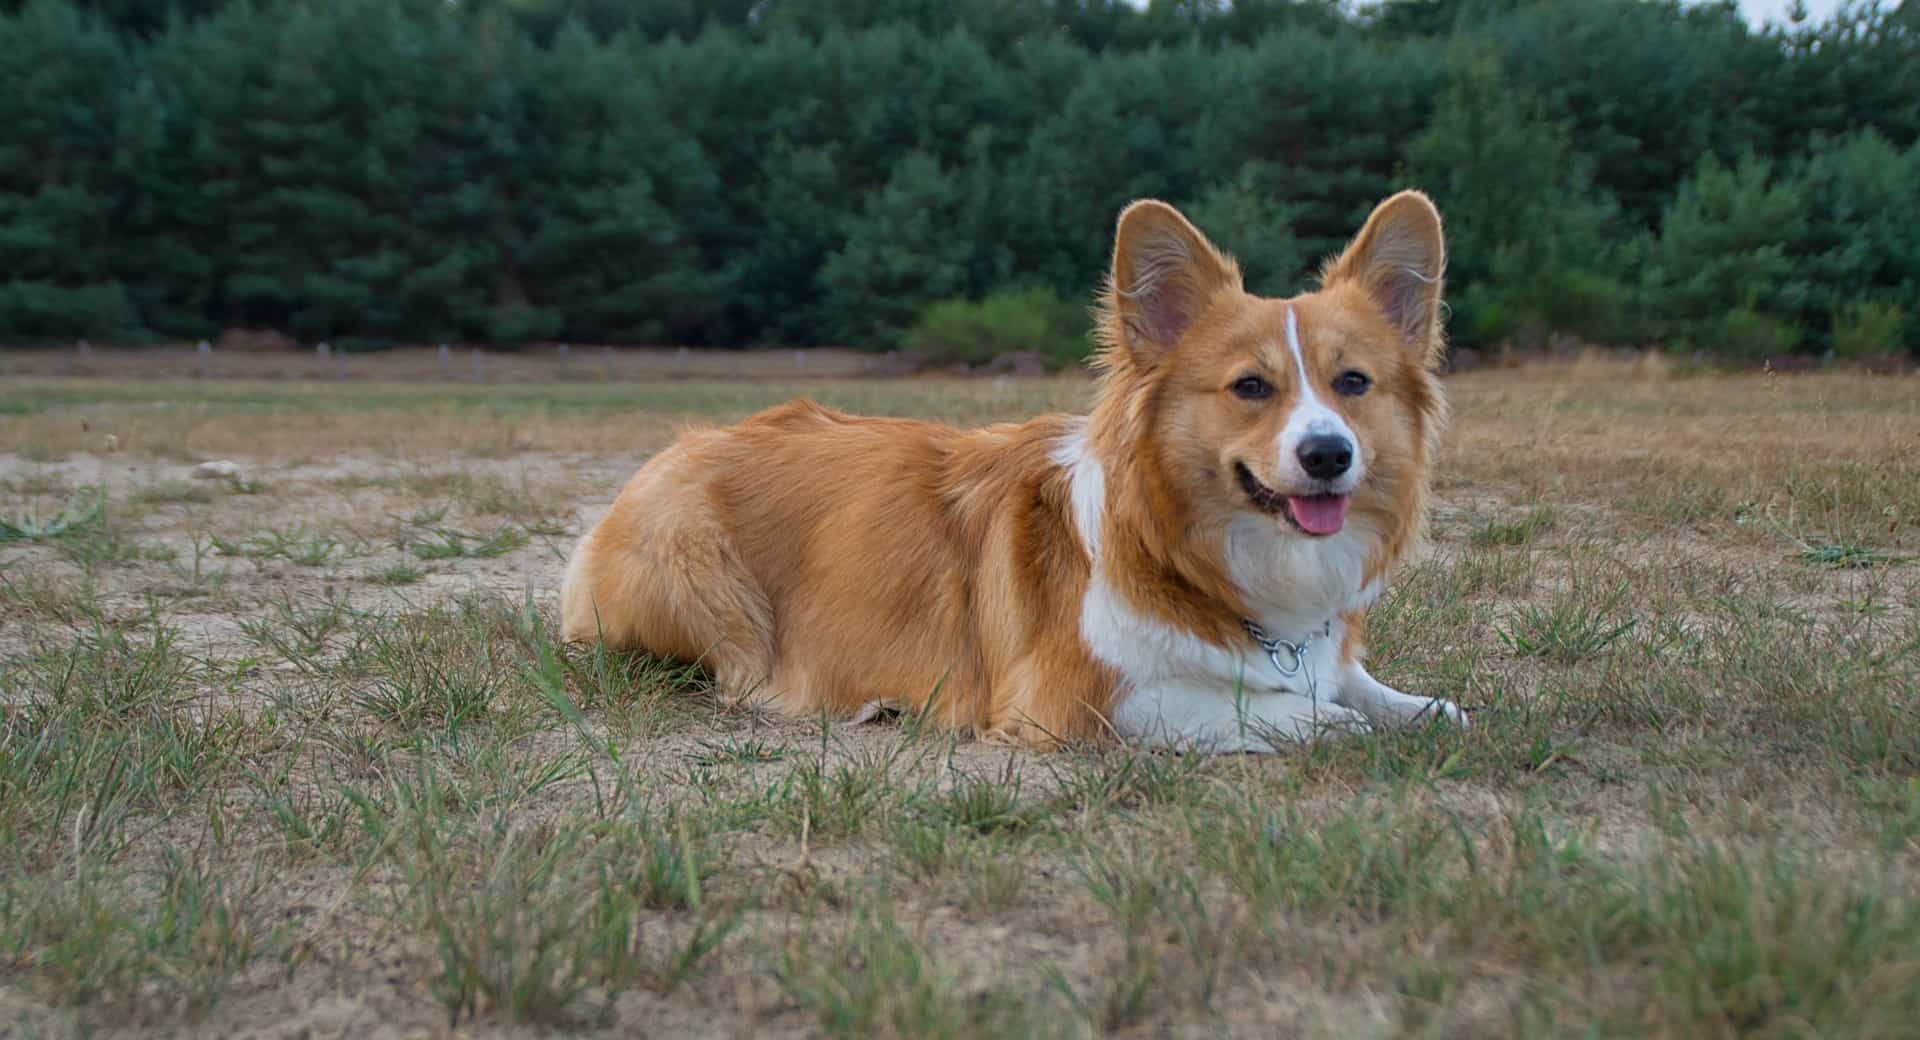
{"left": 1, "top": 358, "right": 1917, "bottom": 1037}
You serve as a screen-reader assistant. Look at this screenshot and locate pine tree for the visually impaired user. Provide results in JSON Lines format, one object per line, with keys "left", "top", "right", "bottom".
{"left": 1477, "top": 0, "right": 1775, "bottom": 230}
{"left": 1406, "top": 52, "right": 1628, "bottom": 345}
{"left": 111, "top": 3, "right": 272, "bottom": 339}
{"left": 213, "top": 4, "right": 360, "bottom": 338}
{"left": 1013, "top": 43, "right": 1224, "bottom": 296}
{"left": 821, "top": 151, "right": 978, "bottom": 346}
{"left": 0, "top": 0, "right": 140, "bottom": 339}
{"left": 1202, "top": 28, "right": 1441, "bottom": 272}
{"left": 1184, "top": 165, "right": 1309, "bottom": 297}
{"left": 744, "top": 142, "right": 849, "bottom": 345}
{"left": 505, "top": 19, "right": 729, "bottom": 344}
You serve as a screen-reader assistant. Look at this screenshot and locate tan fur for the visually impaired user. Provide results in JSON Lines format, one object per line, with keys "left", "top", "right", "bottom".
{"left": 562, "top": 191, "right": 1448, "bottom": 747}
{"left": 561, "top": 404, "right": 1116, "bottom": 746}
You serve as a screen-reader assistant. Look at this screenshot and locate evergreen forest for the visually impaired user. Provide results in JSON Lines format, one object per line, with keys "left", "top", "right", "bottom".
{"left": 3, "top": 0, "right": 1917, "bottom": 360}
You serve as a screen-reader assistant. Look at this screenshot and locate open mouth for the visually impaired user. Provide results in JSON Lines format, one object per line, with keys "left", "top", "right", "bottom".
{"left": 1235, "top": 463, "right": 1350, "bottom": 537}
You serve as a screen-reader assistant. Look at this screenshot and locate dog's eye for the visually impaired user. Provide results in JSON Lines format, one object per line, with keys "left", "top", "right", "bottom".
{"left": 1332, "top": 370, "right": 1372, "bottom": 397}
{"left": 1230, "top": 375, "right": 1272, "bottom": 401}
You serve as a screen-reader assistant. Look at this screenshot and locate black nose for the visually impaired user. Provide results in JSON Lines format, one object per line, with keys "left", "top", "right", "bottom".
{"left": 1297, "top": 435, "right": 1353, "bottom": 480}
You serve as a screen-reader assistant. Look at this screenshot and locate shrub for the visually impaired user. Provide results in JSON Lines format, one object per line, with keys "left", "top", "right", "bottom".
{"left": 1647, "top": 134, "right": 1920, "bottom": 359}
{"left": 903, "top": 288, "right": 1091, "bottom": 370}
{"left": 1797, "top": 133, "right": 1920, "bottom": 356}
{"left": 0, "top": 281, "right": 143, "bottom": 340}
{"left": 1708, "top": 308, "right": 1802, "bottom": 360}
{"left": 1643, "top": 154, "right": 1810, "bottom": 360}
{"left": 1831, "top": 299, "right": 1907, "bottom": 360}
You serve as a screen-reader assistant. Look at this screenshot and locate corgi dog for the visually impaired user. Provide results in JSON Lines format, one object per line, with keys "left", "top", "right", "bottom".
{"left": 561, "top": 191, "right": 1463, "bottom": 751}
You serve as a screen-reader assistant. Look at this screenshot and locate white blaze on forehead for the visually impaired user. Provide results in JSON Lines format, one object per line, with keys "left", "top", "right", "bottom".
{"left": 1283, "top": 306, "right": 1339, "bottom": 428}
{"left": 1277, "top": 305, "right": 1362, "bottom": 489}
{"left": 1284, "top": 308, "right": 1314, "bottom": 400}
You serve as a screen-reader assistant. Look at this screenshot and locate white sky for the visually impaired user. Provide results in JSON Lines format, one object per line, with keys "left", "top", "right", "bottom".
{"left": 1732, "top": 0, "right": 1849, "bottom": 27}
{"left": 1332, "top": 2, "right": 1857, "bottom": 29}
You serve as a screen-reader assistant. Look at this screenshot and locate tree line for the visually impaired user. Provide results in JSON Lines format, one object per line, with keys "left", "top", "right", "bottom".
{"left": 2, "top": 0, "right": 1917, "bottom": 360}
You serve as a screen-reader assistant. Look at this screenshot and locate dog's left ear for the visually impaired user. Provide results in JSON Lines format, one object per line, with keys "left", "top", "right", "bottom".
{"left": 1103, "top": 200, "right": 1242, "bottom": 365}
{"left": 1323, "top": 191, "right": 1446, "bottom": 363}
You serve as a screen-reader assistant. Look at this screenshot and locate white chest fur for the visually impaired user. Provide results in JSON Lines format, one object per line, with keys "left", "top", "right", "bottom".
{"left": 1054, "top": 425, "right": 1371, "bottom": 701}
{"left": 1079, "top": 574, "right": 1343, "bottom": 698}
{"left": 1224, "top": 512, "right": 1381, "bottom": 629}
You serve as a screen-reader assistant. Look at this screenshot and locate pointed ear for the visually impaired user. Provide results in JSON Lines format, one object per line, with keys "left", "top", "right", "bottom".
{"left": 1322, "top": 190, "right": 1447, "bottom": 361}
{"left": 1101, "top": 200, "right": 1241, "bottom": 363}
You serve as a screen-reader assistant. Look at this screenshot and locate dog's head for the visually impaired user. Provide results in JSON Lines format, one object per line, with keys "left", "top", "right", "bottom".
{"left": 1093, "top": 191, "right": 1447, "bottom": 575}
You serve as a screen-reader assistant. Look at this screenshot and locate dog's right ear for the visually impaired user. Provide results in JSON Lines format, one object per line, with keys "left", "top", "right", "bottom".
{"left": 1100, "top": 200, "right": 1242, "bottom": 365}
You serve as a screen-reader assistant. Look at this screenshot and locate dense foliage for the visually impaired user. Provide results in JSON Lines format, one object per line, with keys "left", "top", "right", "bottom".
{"left": 1, "top": 0, "right": 1916, "bottom": 358}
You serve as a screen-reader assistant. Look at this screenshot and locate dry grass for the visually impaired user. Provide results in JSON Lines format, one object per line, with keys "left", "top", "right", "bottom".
{"left": 1, "top": 358, "right": 1917, "bottom": 1037}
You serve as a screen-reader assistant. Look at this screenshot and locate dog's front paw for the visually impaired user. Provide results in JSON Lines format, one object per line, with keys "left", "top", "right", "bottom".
{"left": 1338, "top": 668, "right": 1470, "bottom": 730}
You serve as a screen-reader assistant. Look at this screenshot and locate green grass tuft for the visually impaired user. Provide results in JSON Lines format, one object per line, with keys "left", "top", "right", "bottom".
{"left": 408, "top": 526, "right": 530, "bottom": 560}
{"left": 1795, "top": 540, "right": 1906, "bottom": 569}
{"left": 1468, "top": 506, "right": 1556, "bottom": 547}
{"left": 1499, "top": 598, "right": 1638, "bottom": 664}
{"left": 0, "top": 488, "right": 104, "bottom": 542}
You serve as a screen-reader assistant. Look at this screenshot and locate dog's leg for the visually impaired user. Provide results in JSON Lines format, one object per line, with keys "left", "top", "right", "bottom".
{"left": 1334, "top": 664, "right": 1466, "bottom": 728}
{"left": 1113, "top": 683, "right": 1370, "bottom": 752}
{"left": 561, "top": 446, "right": 779, "bottom": 707}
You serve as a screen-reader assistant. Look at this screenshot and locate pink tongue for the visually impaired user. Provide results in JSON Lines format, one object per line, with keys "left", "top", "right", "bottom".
{"left": 1286, "top": 494, "right": 1350, "bottom": 536}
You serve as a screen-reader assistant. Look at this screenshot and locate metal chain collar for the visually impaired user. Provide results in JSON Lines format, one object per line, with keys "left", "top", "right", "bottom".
{"left": 1241, "top": 618, "right": 1333, "bottom": 681}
